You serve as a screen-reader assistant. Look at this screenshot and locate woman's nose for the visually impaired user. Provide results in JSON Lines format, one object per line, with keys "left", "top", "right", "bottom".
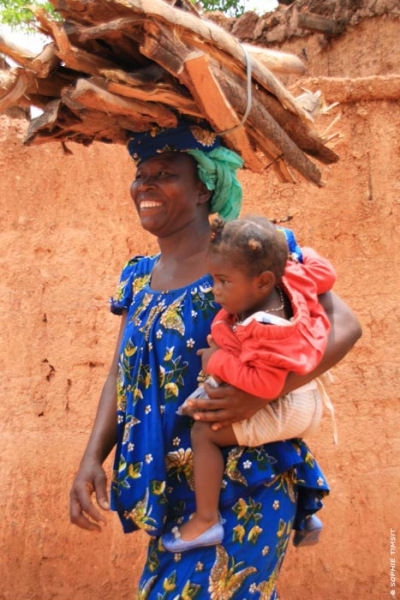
{"left": 136, "top": 174, "right": 154, "bottom": 188}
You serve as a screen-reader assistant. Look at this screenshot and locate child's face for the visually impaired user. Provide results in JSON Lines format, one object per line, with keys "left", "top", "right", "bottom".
{"left": 207, "top": 252, "right": 265, "bottom": 318}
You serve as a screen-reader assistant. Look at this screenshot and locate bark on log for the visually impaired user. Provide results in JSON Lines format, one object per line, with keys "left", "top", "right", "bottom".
{"left": 26, "top": 98, "right": 129, "bottom": 145}
{"left": 140, "top": 22, "right": 322, "bottom": 184}
{"left": 292, "top": 75, "right": 400, "bottom": 105}
{"left": 0, "top": 69, "right": 33, "bottom": 111}
{"left": 38, "top": 14, "right": 122, "bottom": 76}
{"left": 25, "top": 99, "right": 61, "bottom": 144}
{"left": 213, "top": 64, "right": 323, "bottom": 185}
{"left": 30, "top": 43, "right": 61, "bottom": 78}
{"left": 53, "top": 0, "right": 312, "bottom": 121}
{"left": 297, "top": 12, "right": 345, "bottom": 36}
{"left": 96, "top": 70, "right": 201, "bottom": 117}
{"left": 0, "top": 34, "right": 37, "bottom": 68}
{"left": 0, "top": 0, "right": 340, "bottom": 185}
{"left": 243, "top": 45, "right": 305, "bottom": 76}
{"left": 62, "top": 78, "right": 178, "bottom": 128}
{"left": 181, "top": 53, "right": 264, "bottom": 172}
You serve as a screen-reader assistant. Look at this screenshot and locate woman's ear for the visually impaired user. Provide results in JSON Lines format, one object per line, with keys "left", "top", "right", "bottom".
{"left": 257, "top": 270, "right": 276, "bottom": 292}
{"left": 197, "top": 181, "right": 212, "bottom": 205}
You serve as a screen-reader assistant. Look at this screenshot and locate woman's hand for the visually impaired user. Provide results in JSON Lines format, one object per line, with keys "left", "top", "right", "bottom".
{"left": 187, "top": 382, "right": 267, "bottom": 431}
{"left": 189, "top": 291, "right": 361, "bottom": 430}
{"left": 70, "top": 458, "right": 110, "bottom": 532}
{"left": 70, "top": 312, "right": 126, "bottom": 531}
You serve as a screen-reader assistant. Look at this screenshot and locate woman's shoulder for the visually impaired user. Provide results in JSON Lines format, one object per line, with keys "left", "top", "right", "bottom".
{"left": 120, "top": 254, "right": 159, "bottom": 278}
{"left": 110, "top": 254, "right": 158, "bottom": 314}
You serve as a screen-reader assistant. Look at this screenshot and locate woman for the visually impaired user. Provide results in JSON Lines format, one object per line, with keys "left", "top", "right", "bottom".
{"left": 70, "top": 121, "right": 361, "bottom": 599}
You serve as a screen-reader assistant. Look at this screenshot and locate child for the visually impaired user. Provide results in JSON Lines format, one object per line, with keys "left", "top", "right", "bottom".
{"left": 162, "top": 216, "right": 336, "bottom": 553}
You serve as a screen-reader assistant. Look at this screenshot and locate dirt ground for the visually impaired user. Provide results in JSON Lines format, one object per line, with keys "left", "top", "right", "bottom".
{"left": 1, "top": 15, "right": 399, "bottom": 600}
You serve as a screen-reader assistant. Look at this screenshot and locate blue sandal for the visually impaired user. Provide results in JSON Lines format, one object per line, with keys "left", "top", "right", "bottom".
{"left": 293, "top": 515, "right": 323, "bottom": 547}
{"left": 162, "top": 522, "right": 224, "bottom": 553}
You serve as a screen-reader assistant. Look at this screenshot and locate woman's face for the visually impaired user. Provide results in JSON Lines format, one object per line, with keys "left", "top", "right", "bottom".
{"left": 130, "top": 152, "right": 210, "bottom": 237}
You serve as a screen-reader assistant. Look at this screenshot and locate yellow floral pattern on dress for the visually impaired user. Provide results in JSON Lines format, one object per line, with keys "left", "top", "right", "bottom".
{"left": 208, "top": 545, "right": 257, "bottom": 600}
{"left": 226, "top": 447, "right": 248, "bottom": 485}
{"left": 123, "top": 489, "right": 158, "bottom": 532}
{"left": 255, "top": 565, "right": 279, "bottom": 600}
{"left": 160, "top": 293, "right": 186, "bottom": 336}
{"left": 165, "top": 448, "right": 194, "bottom": 491}
{"left": 109, "top": 255, "right": 329, "bottom": 598}
{"left": 132, "top": 274, "right": 151, "bottom": 296}
{"left": 265, "top": 469, "right": 299, "bottom": 503}
{"left": 232, "top": 497, "right": 264, "bottom": 545}
{"left": 137, "top": 575, "right": 157, "bottom": 600}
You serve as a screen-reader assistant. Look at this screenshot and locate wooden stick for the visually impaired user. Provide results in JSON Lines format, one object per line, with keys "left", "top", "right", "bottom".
{"left": 292, "top": 75, "right": 400, "bottom": 104}
{"left": 62, "top": 78, "right": 178, "bottom": 127}
{"left": 31, "top": 43, "right": 61, "bottom": 78}
{"left": 25, "top": 99, "right": 61, "bottom": 144}
{"left": 0, "top": 69, "right": 33, "bottom": 111}
{"left": 140, "top": 22, "right": 322, "bottom": 184}
{"left": 211, "top": 63, "right": 323, "bottom": 185}
{"left": 38, "top": 14, "right": 122, "bottom": 76}
{"left": 96, "top": 70, "right": 202, "bottom": 117}
{"left": 242, "top": 44, "right": 305, "bottom": 76}
{"left": 72, "top": 17, "right": 142, "bottom": 42}
{"left": 181, "top": 53, "right": 264, "bottom": 172}
{"left": 297, "top": 12, "right": 344, "bottom": 36}
{"left": 0, "top": 34, "right": 38, "bottom": 68}
{"left": 54, "top": 0, "right": 312, "bottom": 121}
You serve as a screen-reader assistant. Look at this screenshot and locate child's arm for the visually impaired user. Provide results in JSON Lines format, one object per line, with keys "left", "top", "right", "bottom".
{"left": 301, "top": 247, "right": 337, "bottom": 294}
{"left": 197, "top": 334, "right": 219, "bottom": 372}
{"left": 205, "top": 339, "right": 288, "bottom": 400}
{"left": 187, "top": 291, "right": 362, "bottom": 430}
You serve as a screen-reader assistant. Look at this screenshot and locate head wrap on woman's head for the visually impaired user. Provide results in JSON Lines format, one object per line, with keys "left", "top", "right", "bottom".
{"left": 187, "top": 147, "right": 243, "bottom": 221}
{"left": 127, "top": 120, "right": 243, "bottom": 222}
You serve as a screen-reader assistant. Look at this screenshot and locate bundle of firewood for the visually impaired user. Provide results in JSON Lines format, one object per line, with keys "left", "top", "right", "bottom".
{"left": 0, "top": 0, "right": 339, "bottom": 184}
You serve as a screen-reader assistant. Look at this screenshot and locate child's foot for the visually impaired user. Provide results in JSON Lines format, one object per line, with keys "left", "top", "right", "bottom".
{"left": 292, "top": 514, "right": 323, "bottom": 547}
{"left": 162, "top": 515, "right": 224, "bottom": 553}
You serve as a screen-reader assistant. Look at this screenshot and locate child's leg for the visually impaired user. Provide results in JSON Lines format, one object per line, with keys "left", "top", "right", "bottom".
{"left": 178, "top": 420, "right": 238, "bottom": 541}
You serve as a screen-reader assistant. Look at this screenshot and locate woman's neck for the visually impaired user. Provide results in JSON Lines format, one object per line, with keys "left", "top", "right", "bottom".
{"left": 151, "top": 220, "right": 211, "bottom": 290}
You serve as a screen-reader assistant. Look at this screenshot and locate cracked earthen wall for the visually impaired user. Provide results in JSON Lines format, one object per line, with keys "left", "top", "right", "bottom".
{"left": 1, "top": 14, "right": 399, "bottom": 600}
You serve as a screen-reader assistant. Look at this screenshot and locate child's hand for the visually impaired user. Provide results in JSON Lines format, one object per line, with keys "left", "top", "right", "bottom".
{"left": 197, "top": 336, "right": 219, "bottom": 371}
{"left": 206, "top": 334, "right": 218, "bottom": 349}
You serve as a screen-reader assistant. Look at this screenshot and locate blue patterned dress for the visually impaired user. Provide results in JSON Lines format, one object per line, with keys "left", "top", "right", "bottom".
{"left": 110, "top": 254, "right": 329, "bottom": 600}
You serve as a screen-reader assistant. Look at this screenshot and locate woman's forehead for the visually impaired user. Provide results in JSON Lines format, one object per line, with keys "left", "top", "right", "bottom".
{"left": 138, "top": 151, "right": 193, "bottom": 169}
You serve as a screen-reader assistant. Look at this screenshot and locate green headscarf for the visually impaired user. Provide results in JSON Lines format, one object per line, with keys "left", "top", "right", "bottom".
{"left": 187, "top": 147, "right": 243, "bottom": 222}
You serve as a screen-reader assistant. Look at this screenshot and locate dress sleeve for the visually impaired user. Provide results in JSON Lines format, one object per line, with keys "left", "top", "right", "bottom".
{"left": 109, "top": 256, "right": 144, "bottom": 315}
{"left": 275, "top": 226, "right": 303, "bottom": 263}
{"left": 301, "top": 247, "right": 337, "bottom": 294}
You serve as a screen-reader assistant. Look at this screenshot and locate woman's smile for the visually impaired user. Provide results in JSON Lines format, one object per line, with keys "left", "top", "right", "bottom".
{"left": 130, "top": 152, "right": 209, "bottom": 236}
{"left": 138, "top": 200, "right": 163, "bottom": 212}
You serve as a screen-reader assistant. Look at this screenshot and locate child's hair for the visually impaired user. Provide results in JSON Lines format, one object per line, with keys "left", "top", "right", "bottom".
{"left": 209, "top": 215, "right": 289, "bottom": 281}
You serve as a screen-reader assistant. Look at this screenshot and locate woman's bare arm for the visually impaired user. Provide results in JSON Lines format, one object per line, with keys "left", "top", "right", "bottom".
{"left": 187, "top": 292, "right": 362, "bottom": 430}
{"left": 69, "top": 312, "right": 127, "bottom": 531}
{"left": 282, "top": 291, "right": 361, "bottom": 393}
